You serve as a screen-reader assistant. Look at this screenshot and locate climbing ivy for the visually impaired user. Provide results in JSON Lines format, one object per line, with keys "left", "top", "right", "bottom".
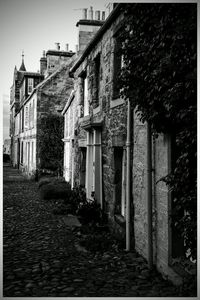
{"left": 119, "top": 3, "right": 197, "bottom": 259}
{"left": 38, "top": 114, "right": 64, "bottom": 174}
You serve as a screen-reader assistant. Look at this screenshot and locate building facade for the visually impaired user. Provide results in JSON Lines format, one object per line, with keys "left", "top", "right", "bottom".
{"left": 10, "top": 45, "right": 75, "bottom": 177}
{"left": 10, "top": 58, "right": 26, "bottom": 166}
{"left": 64, "top": 4, "right": 184, "bottom": 284}
{"left": 3, "top": 139, "right": 11, "bottom": 155}
{"left": 62, "top": 7, "right": 105, "bottom": 187}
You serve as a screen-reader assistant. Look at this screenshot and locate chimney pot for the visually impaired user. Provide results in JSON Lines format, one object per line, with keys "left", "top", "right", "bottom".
{"left": 95, "top": 10, "right": 100, "bottom": 20}
{"left": 102, "top": 11, "right": 105, "bottom": 21}
{"left": 55, "top": 42, "right": 60, "bottom": 50}
{"left": 43, "top": 50, "right": 46, "bottom": 57}
{"left": 82, "top": 8, "right": 87, "bottom": 19}
{"left": 76, "top": 44, "right": 79, "bottom": 52}
{"left": 88, "top": 6, "right": 93, "bottom": 20}
{"left": 65, "top": 43, "right": 69, "bottom": 52}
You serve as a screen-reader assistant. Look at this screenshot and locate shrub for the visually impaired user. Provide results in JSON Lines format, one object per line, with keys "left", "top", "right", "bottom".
{"left": 38, "top": 176, "right": 65, "bottom": 188}
{"left": 3, "top": 154, "right": 10, "bottom": 162}
{"left": 65, "top": 186, "right": 87, "bottom": 214}
{"left": 77, "top": 198, "right": 107, "bottom": 226}
{"left": 39, "top": 179, "right": 71, "bottom": 200}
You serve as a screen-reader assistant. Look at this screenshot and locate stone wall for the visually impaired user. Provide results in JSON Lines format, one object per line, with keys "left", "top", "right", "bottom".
{"left": 133, "top": 112, "right": 182, "bottom": 284}
{"left": 133, "top": 112, "right": 148, "bottom": 258}
{"left": 36, "top": 62, "right": 74, "bottom": 169}
{"left": 69, "top": 6, "right": 182, "bottom": 283}
{"left": 73, "top": 10, "right": 128, "bottom": 231}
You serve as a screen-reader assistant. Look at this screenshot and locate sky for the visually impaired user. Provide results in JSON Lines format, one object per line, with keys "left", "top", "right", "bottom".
{"left": 0, "top": 0, "right": 109, "bottom": 142}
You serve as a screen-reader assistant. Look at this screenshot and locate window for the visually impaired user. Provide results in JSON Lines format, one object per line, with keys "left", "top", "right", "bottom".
{"left": 65, "top": 110, "right": 70, "bottom": 138}
{"left": 25, "top": 105, "right": 29, "bottom": 129}
{"left": 20, "top": 81, "right": 25, "bottom": 102}
{"left": 32, "top": 99, "right": 35, "bottom": 127}
{"left": 83, "top": 74, "right": 89, "bottom": 116}
{"left": 29, "top": 103, "right": 32, "bottom": 128}
{"left": 80, "top": 148, "right": 86, "bottom": 187}
{"left": 22, "top": 108, "right": 24, "bottom": 132}
{"left": 113, "top": 147, "right": 126, "bottom": 216}
{"left": 79, "top": 71, "right": 89, "bottom": 117}
{"left": 93, "top": 53, "right": 101, "bottom": 108}
{"left": 20, "top": 142, "right": 23, "bottom": 164}
{"left": 113, "top": 34, "right": 123, "bottom": 99}
{"left": 28, "top": 78, "right": 34, "bottom": 94}
{"left": 69, "top": 106, "right": 73, "bottom": 136}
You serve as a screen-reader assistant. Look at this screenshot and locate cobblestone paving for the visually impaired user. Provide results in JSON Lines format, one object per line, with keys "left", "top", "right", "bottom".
{"left": 3, "top": 165, "right": 195, "bottom": 297}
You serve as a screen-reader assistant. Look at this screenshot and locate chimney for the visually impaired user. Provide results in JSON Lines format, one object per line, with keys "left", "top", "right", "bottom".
{"left": 76, "top": 44, "right": 79, "bottom": 53}
{"left": 88, "top": 6, "right": 93, "bottom": 20}
{"left": 65, "top": 43, "right": 69, "bottom": 52}
{"left": 95, "top": 10, "right": 100, "bottom": 20}
{"left": 40, "top": 51, "right": 47, "bottom": 75}
{"left": 55, "top": 42, "right": 60, "bottom": 50}
{"left": 102, "top": 11, "right": 105, "bottom": 21}
{"left": 82, "top": 8, "right": 87, "bottom": 19}
{"left": 76, "top": 8, "right": 104, "bottom": 53}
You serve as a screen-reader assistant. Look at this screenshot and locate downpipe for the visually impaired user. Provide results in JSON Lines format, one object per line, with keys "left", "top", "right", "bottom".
{"left": 126, "top": 99, "right": 131, "bottom": 251}
{"left": 147, "top": 121, "right": 153, "bottom": 269}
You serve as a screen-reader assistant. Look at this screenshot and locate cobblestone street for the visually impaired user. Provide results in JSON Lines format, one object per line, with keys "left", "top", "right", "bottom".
{"left": 3, "top": 164, "right": 193, "bottom": 297}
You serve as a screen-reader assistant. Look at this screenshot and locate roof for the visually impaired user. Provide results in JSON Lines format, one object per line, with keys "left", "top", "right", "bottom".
{"left": 70, "top": 3, "right": 122, "bottom": 74}
{"left": 23, "top": 58, "right": 75, "bottom": 106}
{"left": 19, "top": 59, "right": 26, "bottom": 71}
{"left": 18, "top": 72, "right": 44, "bottom": 88}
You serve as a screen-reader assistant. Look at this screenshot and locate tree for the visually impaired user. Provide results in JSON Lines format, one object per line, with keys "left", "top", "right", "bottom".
{"left": 119, "top": 3, "right": 197, "bottom": 260}
{"left": 38, "top": 114, "right": 64, "bottom": 174}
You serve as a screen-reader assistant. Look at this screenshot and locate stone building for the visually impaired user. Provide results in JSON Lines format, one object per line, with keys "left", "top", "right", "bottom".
{"left": 3, "top": 139, "right": 11, "bottom": 155}
{"left": 64, "top": 3, "right": 184, "bottom": 284}
{"left": 10, "top": 55, "right": 44, "bottom": 169}
{"left": 10, "top": 45, "right": 75, "bottom": 177}
{"left": 10, "top": 56, "right": 26, "bottom": 166}
{"left": 62, "top": 6, "right": 105, "bottom": 185}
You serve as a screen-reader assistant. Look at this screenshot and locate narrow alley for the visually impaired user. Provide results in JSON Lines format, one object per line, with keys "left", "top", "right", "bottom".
{"left": 3, "top": 164, "right": 191, "bottom": 297}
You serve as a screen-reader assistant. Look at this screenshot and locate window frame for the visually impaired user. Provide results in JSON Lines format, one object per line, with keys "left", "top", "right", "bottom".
{"left": 28, "top": 78, "right": 34, "bottom": 94}
{"left": 93, "top": 53, "right": 101, "bottom": 108}
{"left": 112, "top": 27, "right": 124, "bottom": 101}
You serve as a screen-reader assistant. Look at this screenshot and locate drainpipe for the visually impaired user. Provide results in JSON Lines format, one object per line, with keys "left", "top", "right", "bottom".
{"left": 126, "top": 99, "right": 131, "bottom": 251}
{"left": 147, "top": 121, "right": 153, "bottom": 269}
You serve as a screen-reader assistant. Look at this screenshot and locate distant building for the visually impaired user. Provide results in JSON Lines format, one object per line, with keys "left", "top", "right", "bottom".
{"left": 10, "top": 44, "right": 76, "bottom": 177}
{"left": 3, "top": 139, "right": 11, "bottom": 155}
{"left": 10, "top": 55, "right": 27, "bottom": 166}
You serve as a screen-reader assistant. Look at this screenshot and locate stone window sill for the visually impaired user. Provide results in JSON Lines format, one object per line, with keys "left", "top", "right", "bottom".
{"left": 110, "top": 98, "right": 124, "bottom": 108}
{"left": 93, "top": 106, "right": 100, "bottom": 115}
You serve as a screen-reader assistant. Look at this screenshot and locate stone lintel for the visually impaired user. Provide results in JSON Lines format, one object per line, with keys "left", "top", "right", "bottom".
{"left": 112, "top": 134, "right": 126, "bottom": 147}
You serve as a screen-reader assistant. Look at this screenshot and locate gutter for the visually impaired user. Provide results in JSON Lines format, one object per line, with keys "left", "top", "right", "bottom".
{"left": 69, "top": 3, "right": 123, "bottom": 75}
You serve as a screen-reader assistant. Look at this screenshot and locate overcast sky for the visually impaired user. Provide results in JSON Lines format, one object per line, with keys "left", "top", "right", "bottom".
{"left": 0, "top": 0, "right": 109, "bottom": 142}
